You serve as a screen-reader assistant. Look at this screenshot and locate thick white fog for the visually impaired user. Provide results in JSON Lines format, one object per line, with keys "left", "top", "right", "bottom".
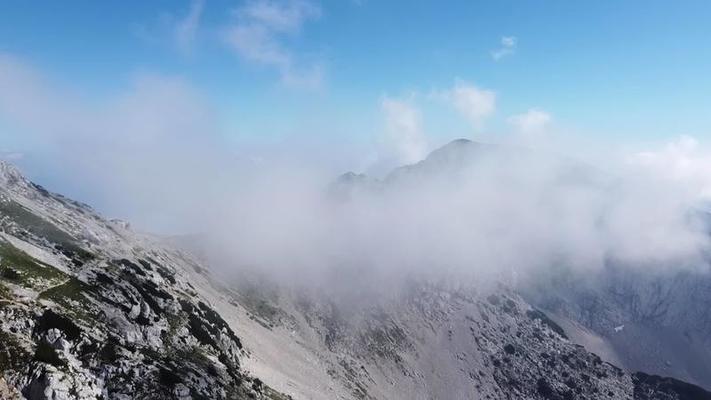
{"left": 199, "top": 140, "right": 711, "bottom": 290}
{"left": 2, "top": 52, "right": 711, "bottom": 290}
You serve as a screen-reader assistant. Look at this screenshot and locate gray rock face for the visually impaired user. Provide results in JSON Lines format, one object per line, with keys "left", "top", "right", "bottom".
{"left": 0, "top": 161, "right": 288, "bottom": 399}
{"left": 213, "top": 275, "right": 711, "bottom": 400}
{"left": 522, "top": 264, "right": 711, "bottom": 390}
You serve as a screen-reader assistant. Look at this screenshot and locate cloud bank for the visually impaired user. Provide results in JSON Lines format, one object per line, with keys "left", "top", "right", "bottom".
{"left": 1, "top": 53, "right": 710, "bottom": 294}
{"left": 201, "top": 139, "right": 711, "bottom": 291}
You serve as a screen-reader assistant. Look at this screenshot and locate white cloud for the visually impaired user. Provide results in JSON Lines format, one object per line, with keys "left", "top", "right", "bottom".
{"left": 0, "top": 53, "right": 226, "bottom": 231}
{"left": 440, "top": 82, "right": 496, "bottom": 129}
{"left": 380, "top": 96, "right": 428, "bottom": 165}
{"left": 628, "top": 135, "right": 711, "bottom": 198}
{"left": 236, "top": 0, "right": 320, "bottom": 32}
{"left": 133, "top": 0, "right": 205, "bottom": 56}
{"left": 224, "top": 0, "right": 323, "bottom": 89}
{"left": 507, "top": 108, "right": 552, "bottom": 134}
{"left": 491, "top": 36, "right": 517, "bottom": 61}
{"left": 174, "top": 0, "right": 205, "bottom": 55}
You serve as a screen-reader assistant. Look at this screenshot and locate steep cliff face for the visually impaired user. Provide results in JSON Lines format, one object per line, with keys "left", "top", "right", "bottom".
{"left": 523, "top": 264, "right": 711, "bottom": 390}
{"left": 0, "top": 161, "right": 287, "bottom": 400}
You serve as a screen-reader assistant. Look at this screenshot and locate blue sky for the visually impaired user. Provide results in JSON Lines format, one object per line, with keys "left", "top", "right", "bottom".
{"left": 2, "top": 1, "right": 711, "bottom": 139}
{"left": 1, "top": 0, "right": 711, "bottom": 224}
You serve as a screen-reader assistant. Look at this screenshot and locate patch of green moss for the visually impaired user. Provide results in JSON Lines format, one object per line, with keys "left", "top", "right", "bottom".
{"left": 248, "top": 298, "right": 280, "bottom": 324}
{"left": 233, "top": 287, "right": 283, "bottom": 329}
{"left": 38, "top": 278, "right": 98, "bottom": 322}
{"left": 161, "top": 313, "right": 186, "bottom": 345}
{"left": 39, "top": 277, "right": 91, "bottom": 302}
{"left": 175, "top": 346, "right": 214, "bottom": 372}
{"left": 0, "top": 241, "right": 67, "bottom": 289}
{"left": 0, "top": 199, "right": 93, "bottom": 262}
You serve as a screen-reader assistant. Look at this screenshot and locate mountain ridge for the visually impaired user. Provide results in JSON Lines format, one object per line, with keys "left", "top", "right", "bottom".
{"left": 0, "top": 161, "right": 290, "bottom": 399}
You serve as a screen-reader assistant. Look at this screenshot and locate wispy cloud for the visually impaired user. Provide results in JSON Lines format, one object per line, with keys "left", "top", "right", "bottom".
{"left": 508, "top": 108, "right": 551, "bottom": 134}
{"left": 491, "top": 36, "right": 517, "bottom": 61}
{"left": 437, "top": 82, "right": 497, "bottom": 129}
{"left": 174, "top": 0, "right": 205, "bottom": 55}
{"left": 379, "top": 96, "right": 428, "bottom": 165}
{"left": 133, "top": 0, "right": 205, "bottom": 56}
{"left": 224, "top": 0, "right": 323, "bottom": 89}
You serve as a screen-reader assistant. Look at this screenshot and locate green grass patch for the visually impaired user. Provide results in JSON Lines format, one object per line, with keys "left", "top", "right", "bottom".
{"left": 0, "top": 199, "right": 93, "bottom": 262}
{"left": 38, "top": 277, "right": 98, "bottom": 323}
{"left": 232, "top": 286, "right": 283, "bottom": 328}
{"left": 38, "top": 277, "right": 91, "bottom": 303}
{"left": 162, "top": 313, "right": 186, "bottom": 345}
{"left": 173, "top": 346, "right": 215, "bottom": 372}
{"left": 0, "top": 241, "right": 67, "bottom": 289}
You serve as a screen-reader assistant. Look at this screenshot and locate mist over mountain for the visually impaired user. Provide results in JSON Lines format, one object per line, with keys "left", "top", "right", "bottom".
{"left": 2, "top": 140, "right": 711, "bottom": 399}
{"left": 193, "top": 137, "right": 711, "bottom": 295}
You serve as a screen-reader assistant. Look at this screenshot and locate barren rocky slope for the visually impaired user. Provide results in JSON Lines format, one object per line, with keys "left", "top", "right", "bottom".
{"left": 0, "top": 162, "right": 287, "bottom": 399}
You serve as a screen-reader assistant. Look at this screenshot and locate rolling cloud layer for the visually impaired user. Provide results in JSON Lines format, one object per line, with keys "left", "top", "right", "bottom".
{"left": 1, "top": 52, "right": 711, "bottom": 294}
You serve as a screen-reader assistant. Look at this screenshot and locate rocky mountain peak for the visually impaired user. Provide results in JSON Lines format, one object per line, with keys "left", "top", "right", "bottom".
{"left": 0, "top": 160, "right": 28, "bottom": 188}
